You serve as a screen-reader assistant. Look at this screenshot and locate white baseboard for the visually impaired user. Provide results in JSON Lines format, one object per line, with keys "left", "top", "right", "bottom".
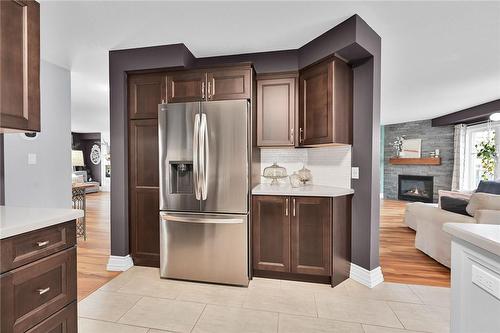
{"left": 380, "top": 192, "right": 384, "bottom": 199}
{"left": 350, "top": 263, "right": 384, "bottom": 288}
{"left": 106, "top": 255, "right": 134, "bottom": 271}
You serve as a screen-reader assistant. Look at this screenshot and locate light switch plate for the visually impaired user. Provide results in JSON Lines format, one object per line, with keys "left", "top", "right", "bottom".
{"left": 351, "top": 167, "right": 359, "bottom": 179}
{"left": 472, "top": 264, "right": 500, "bottom": 300}
{"left": 28, "top": 153, "right": 37, "bottom": 165}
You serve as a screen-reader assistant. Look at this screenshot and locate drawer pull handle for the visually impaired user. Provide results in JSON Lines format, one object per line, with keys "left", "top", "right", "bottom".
{"left": 37, "top": 241, "right": 50, "bottom": 247}
{"left": 37, "top": 287, "right": 50, "bottom": 295}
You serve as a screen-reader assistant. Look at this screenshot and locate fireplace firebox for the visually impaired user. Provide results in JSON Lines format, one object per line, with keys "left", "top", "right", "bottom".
{"left": 398, "top": 175, "right": 434, "bottom": 203}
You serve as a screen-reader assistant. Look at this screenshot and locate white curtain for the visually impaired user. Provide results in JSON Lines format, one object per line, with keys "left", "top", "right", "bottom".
{"left": 451, "top": 124, "right": 467, "bottom": 191}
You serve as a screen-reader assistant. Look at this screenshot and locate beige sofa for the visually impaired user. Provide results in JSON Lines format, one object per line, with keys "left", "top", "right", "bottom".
{"left": 404, "top": 192, "right": 500, "bottom": 268}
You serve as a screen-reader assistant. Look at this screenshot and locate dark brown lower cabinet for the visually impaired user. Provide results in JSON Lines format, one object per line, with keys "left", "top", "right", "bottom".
{"left": 252, "top": 196, "right": 290, "bottom": 272}
{"left": 129, "top": 119, "right": 160, "bottom": 267}
{"left": 291, "top": 197, "right": 331, "bottom": 276}
{"left": 252, "top": 195, "right": 351, "bottom": 286}
{"left": 0, "top": 221, "right": 77, "bottom": 333}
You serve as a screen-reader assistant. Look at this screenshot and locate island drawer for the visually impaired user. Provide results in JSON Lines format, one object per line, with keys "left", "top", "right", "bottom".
{"left": 0, "top": 221, "right": 76, "bottom": 274}
{"left": 0, "top": 247, "right": 77, "bottom": 333}
{"left": 25, "top": 301, "right": 77, "bottom": 333}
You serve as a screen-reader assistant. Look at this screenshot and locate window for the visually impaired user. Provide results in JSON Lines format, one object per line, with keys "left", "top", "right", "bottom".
{"left": 464, "top": 123, "right": 498, "bottom": 190}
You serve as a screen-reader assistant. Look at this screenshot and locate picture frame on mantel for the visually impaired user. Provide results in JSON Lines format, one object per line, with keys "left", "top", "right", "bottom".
{"left": 401, "top": 139, "right": 422, "bottom": 158}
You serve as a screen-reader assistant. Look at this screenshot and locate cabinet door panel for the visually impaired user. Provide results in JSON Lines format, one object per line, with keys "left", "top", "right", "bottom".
{"left": 257, "top": 76, "right": 296, "bottom": 146}
{"left": 207, "top": 68, "right": 251, "bottom": 101}
{"left": 299, "top": 61, "right": 332, "bottom": 145}
{"left": 252, "top": 196, "right": 290, "bottom": 272}
{"left": 0, "top": 0, "right": 40, "bottom": 132}
{"left": 128, "top": 73, "right": 165, "bottom": 119}
{"left": 291, "top": 197, "right": 331, "bottom": 276}
{"left": 129, "top": 119, "right": 160, "bottom": 267}
{"left": 166, "top": 71, "right": 205, "bottom": 103}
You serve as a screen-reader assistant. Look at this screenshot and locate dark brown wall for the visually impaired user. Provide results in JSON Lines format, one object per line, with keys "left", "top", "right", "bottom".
{"left": 109, "top": 14, "right": 382, "bottom": 272}
{"left": 72, "top": 132, "right": 102, "bottom": 184}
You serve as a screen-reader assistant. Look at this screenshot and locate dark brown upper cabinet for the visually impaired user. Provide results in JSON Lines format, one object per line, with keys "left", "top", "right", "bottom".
{"left": 207, "top": 68, "right": 251, "bottom": 101}
{"left": 298, "top": 57, "right": 352, "bottom": 146}
{"left": 166, "top": 65, "right": 252, "bottom": 103}
{"left": 0, "top": 0, "right": 40, "bottom": 132}
{"left": 256, "top": 73, "right": 297, "bottom": 147}
{"left": 252, "top": 195, "right": 290, "bottom": 272}
{"left": 291, "top": 197, "right": 331, "bottom": 276}
{"left": 166, "top": 70, "right": 205, "bottom": 103}
{"left": 129, "top": 72, "right": 166, "bottom": 119}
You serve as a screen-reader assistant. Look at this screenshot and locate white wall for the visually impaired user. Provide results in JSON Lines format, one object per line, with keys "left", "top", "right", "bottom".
{"left": 4, "top": 61, "right": 72, "bottom": 208}
{"left": 260, "top": 146, "right": 352, "bottom": 188}
{"left": 100, "top": 131, "right": 110, "bottom": 192}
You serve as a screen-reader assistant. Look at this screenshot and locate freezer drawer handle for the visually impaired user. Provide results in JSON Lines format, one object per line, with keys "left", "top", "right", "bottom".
{"left": 163, "top": 214, "right": 243, "bottom": 224}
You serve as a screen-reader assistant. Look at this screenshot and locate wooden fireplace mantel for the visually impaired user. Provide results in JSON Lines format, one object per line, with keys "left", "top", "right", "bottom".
{"left": 389, "top": 157, "right": 441, "bottom": 165}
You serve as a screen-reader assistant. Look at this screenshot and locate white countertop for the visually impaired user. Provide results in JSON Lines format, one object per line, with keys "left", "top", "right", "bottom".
{"left": 252, "top": 184, "right": 354, "bottom": 197}
{"left": 0, "top": 206, "right": 84, "bottom": 239}
{"left": 444, "top": 223, "right": 500, "bottom": 257}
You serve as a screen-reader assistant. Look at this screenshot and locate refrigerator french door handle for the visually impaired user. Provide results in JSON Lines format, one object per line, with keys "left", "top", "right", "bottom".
{"left": 201, "top": 113, "right": 209, "bottom": 200}
{"left": 193, "top": 113, "right": 201, "bottom": 200}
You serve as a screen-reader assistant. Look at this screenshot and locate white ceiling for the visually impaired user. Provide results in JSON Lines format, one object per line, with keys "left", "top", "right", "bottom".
{"left": 39, "top": 1, "right": 500, "bottom": 132}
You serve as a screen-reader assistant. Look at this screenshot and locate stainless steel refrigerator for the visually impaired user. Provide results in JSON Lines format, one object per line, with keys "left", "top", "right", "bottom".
{"left": 158, "top": 100, "right": 249, "bottom": 286}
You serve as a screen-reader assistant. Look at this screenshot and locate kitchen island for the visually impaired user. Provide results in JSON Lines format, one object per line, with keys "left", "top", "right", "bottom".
{"left": 0, "top": 206, "right": 82, "bottom": 333}
{"left": 444, "top": 223, "right": 500, "bottom": 333}
{"left": 251, "top": 184, "right": 354, "bottom": 286}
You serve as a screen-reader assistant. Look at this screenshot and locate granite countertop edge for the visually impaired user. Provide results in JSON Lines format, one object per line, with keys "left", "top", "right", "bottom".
{"left": 443, "top": 223, "right": 500, "bottom": 257}
{"left": 252, "top": 184, "right": 354, "bottom": 197}
{"left": 0, "top": 206, "right": 84, "bottom": 240}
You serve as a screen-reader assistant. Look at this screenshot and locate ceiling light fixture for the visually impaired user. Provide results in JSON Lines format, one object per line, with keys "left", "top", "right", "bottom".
{"left": 489, "top": 113, "right": 500, "bottom": 121}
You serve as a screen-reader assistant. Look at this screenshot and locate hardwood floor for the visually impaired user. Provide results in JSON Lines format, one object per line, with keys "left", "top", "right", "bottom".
{"left": 77, "top": 192, "right": 119, "bottom": 300}
{"left": 380, "top": 199, "right": 450, "bottom": 287}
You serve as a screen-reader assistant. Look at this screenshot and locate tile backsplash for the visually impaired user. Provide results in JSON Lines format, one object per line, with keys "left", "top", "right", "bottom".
{"left": 260, "top": 146, "right": 352, "bottom": 188}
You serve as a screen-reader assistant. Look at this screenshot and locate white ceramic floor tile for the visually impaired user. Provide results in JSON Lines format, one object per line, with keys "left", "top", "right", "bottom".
{"left": 280, "top": 280, "right": 332, "bottom": 293}
{"left": 243, "top": 287, "right": 317, "bottom": 317}
{"left": 362, "top": 324, "right": 424, "bottom": 333}
{"left": 118, "top": 296, "right": 205, "bottom": 333}
{"left": 115, "top": 275, "right": 189, "bottom": 299}
{"left": 337, "top": 280, "right": 422, "bottom": 304}
{"left": 388, "top": 301, "right": 450, "bottom": 333}
{"left": 99, "top": 266, "right": 160, "bottom": 292}
{"left": 248, "top": 277, "right": 282, "bottom": 291}
{"left": 78, "top": 318, "right": 148, "bottom": 333}
{"left": 192, "top": 304, "right": 278, "bottom": 333}
{"left": 78, "top": 291, "right": 142, "bottom": 322}
{"left": 315, "top": 294, "right": 402, "bottom": 328}
{"left": 177, "top": 283, "right": 248, "bottom": 307}
{"left": 278, "top": 313, "right": 364, "bottom": 332}
{"left": 408, "top": 284, "right": 451, "bottom": 308}
{"left": 147, "top": 330, "right": 175, "bottom": 333}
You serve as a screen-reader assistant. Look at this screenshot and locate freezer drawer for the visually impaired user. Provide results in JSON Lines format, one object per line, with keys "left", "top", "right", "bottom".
{"left": 160, "top": 212, "right": 249, "bottom": 286}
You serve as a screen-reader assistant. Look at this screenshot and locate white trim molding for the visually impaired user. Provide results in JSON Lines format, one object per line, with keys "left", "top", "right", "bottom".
{"left": 350, "top": 263, "right": 384, "bottom": 288}
{"left": 106, "top": 255, "right": 134, "bottom": 271}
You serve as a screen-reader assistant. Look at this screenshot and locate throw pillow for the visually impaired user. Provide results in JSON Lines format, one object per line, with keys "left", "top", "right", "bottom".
{"left": 440, "top": 196, "right": 470, "bottom": 216}
{"left": 438, "top": 190, "right": 472, "bottom": 208}
{"left": 466, "top": 192, "right": 500, "bottom": 217}
{"left": 476, "top": 180, "right": 500, "bottom": 194}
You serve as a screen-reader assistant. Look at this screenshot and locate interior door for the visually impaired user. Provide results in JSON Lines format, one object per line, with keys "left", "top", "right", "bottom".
{"left": 200, "top": 100, "right": 249, "bottom": 214}
{"left": 159, "top": 102, "right": 201, "bottom": 212}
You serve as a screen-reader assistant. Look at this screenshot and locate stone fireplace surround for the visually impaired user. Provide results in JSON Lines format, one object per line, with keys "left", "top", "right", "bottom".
{"left": 383, "top": 119, "right": 454, "bottom": 203}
